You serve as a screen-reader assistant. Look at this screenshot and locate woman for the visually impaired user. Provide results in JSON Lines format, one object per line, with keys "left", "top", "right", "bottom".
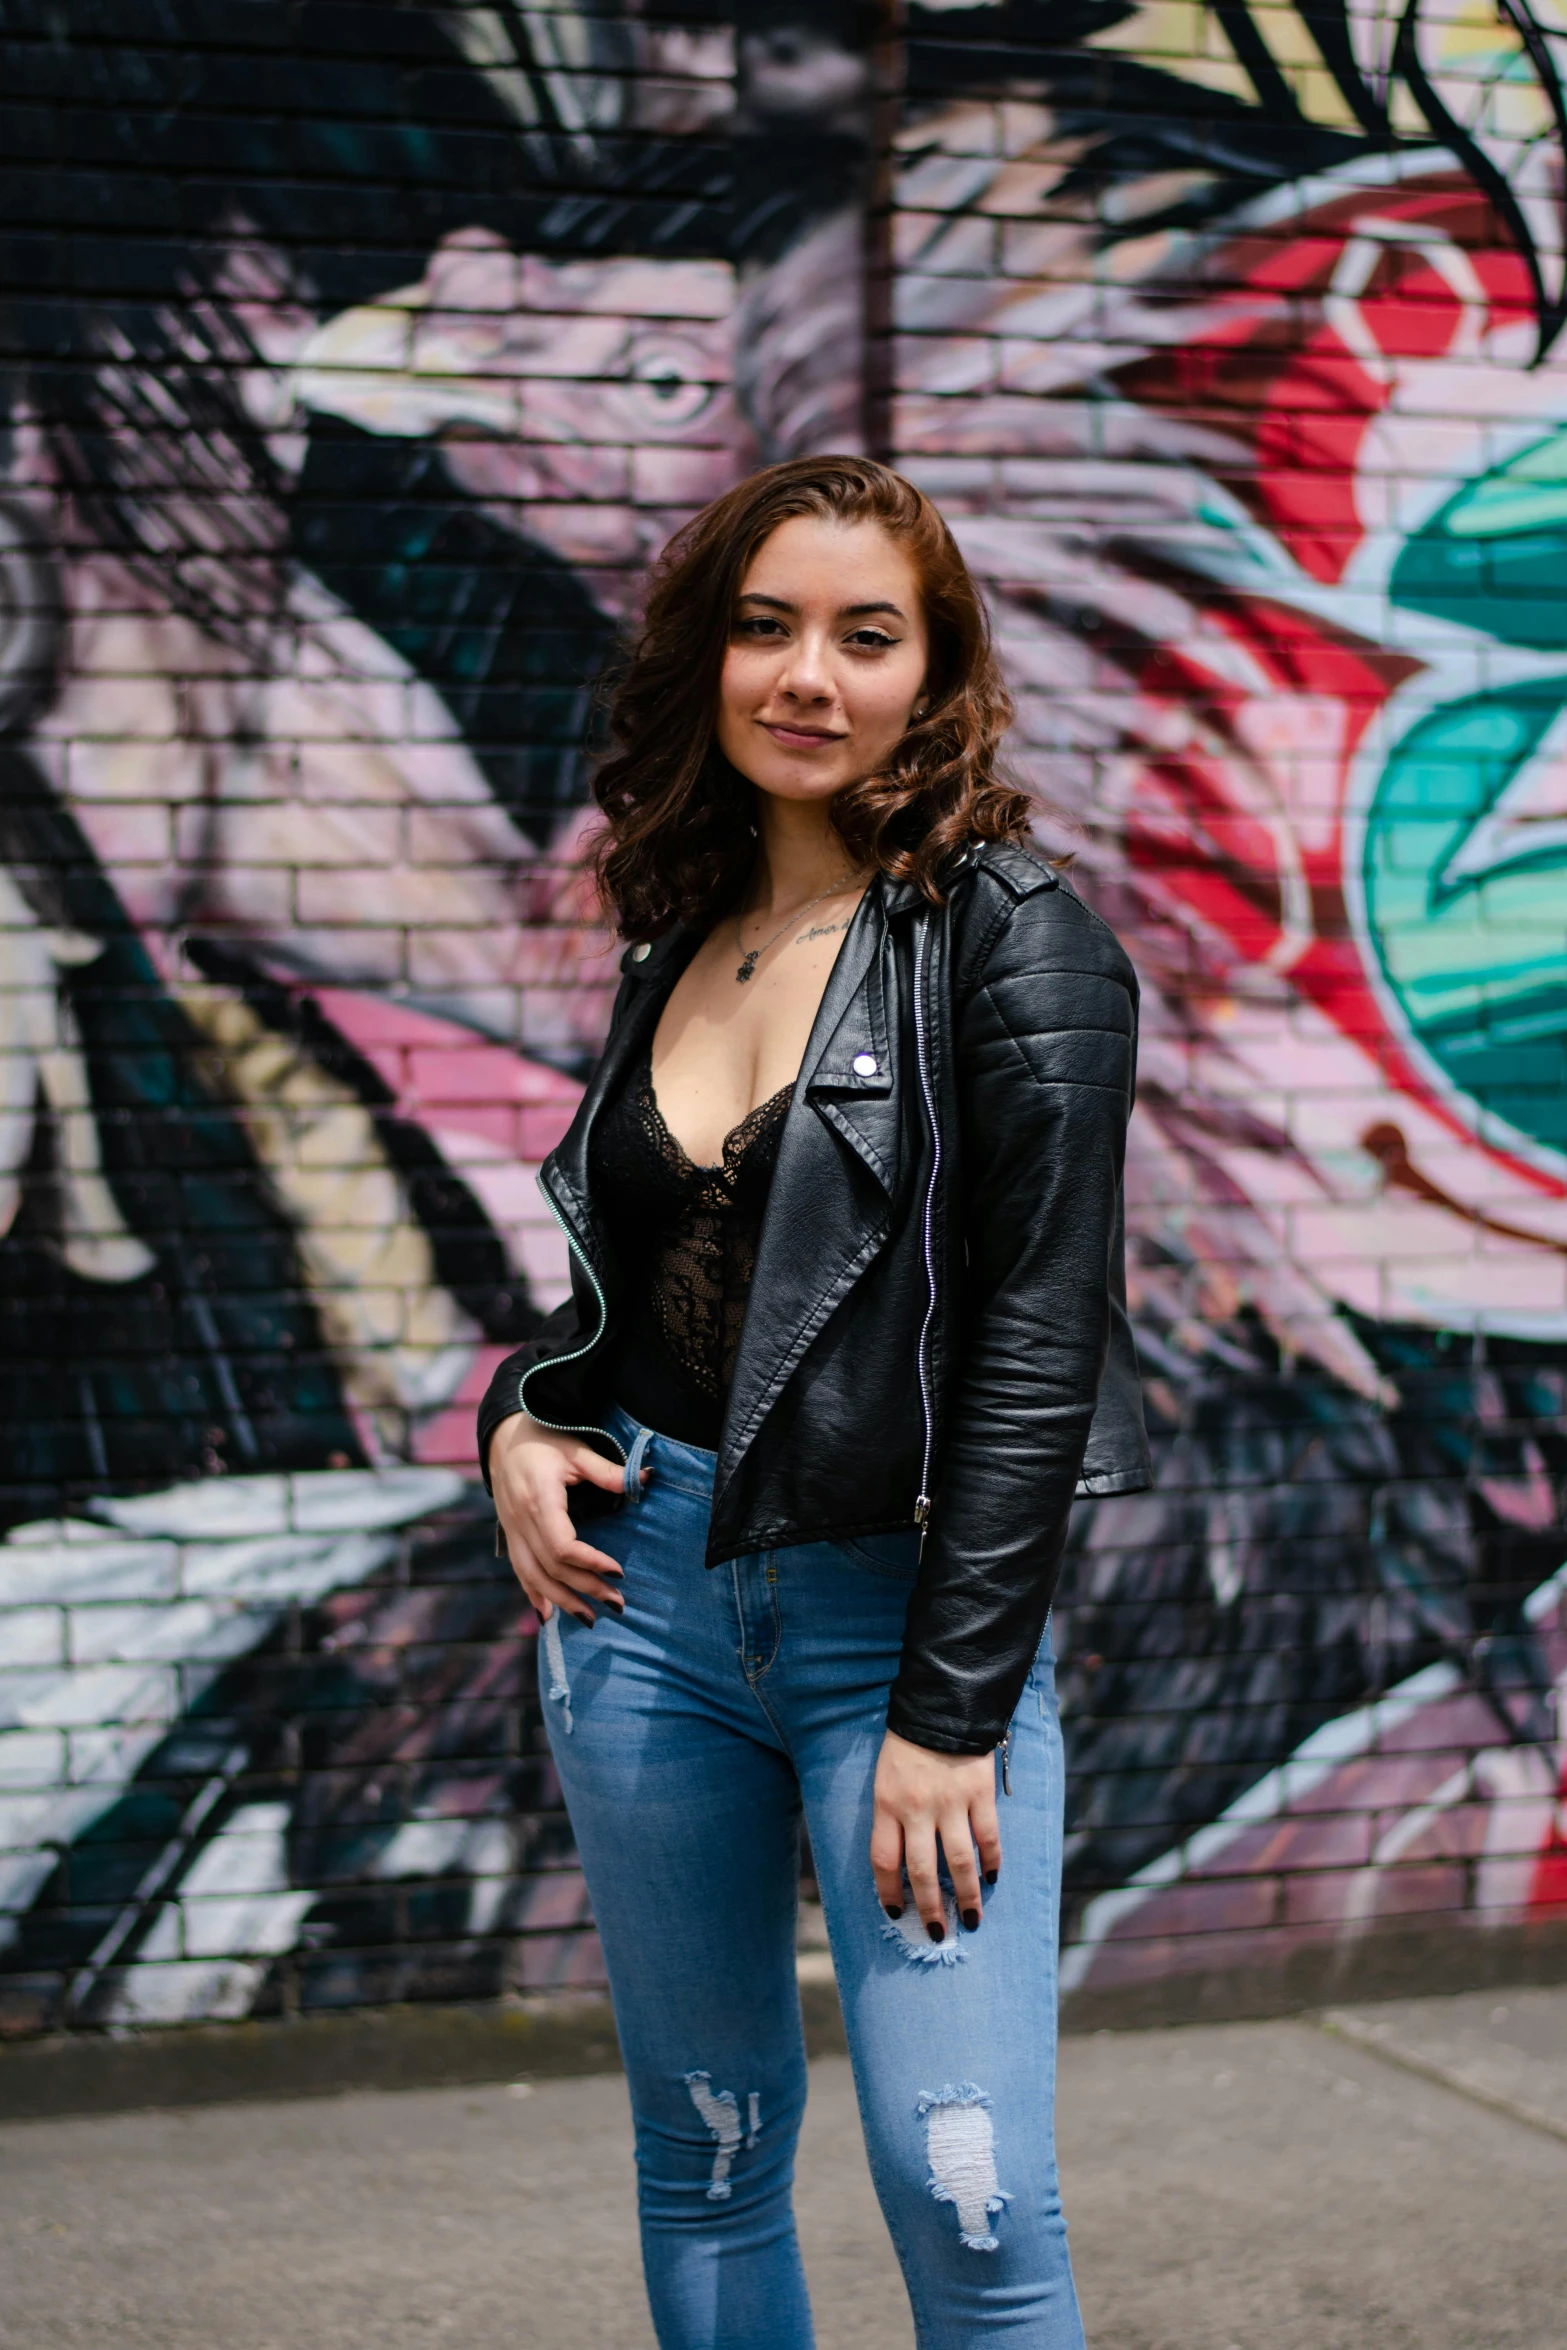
{"left": 481, "top": 456, "right": 1148, "bottom": 2348}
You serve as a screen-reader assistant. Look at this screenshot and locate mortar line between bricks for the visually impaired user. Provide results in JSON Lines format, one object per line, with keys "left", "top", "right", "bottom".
{"left": 1314, "top": 2012, "right": 1567, "bottom": 2150}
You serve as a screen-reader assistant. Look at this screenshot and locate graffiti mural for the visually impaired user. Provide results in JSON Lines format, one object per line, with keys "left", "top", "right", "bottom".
{"left": 0, "top": 0, "right": 1562, "bottom": 2036}
{"left": 0, "top": 0, "right": 863, "bottom": 2033}
{"left": 891, "top": 0, "right": 1567, "bottom": 1991}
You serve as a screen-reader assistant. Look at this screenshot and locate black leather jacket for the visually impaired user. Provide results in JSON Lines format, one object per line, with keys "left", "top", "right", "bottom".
{"left": 479, "top": 840, "right": 1150, "bottom": 1755}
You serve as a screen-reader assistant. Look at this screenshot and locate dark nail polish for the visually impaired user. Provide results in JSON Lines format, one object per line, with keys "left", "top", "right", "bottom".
{"left": 962, "top": 1907, "right": 981, "bottom": 1932}
{"left": 926, "top": 1920, "right": 945, "bottom": 1944}
{"left": 984, "top": 1870, "right": 998, "bottom": 1888}
{"left": 883, "top": 1903, "right": 903, "bottom": 1921}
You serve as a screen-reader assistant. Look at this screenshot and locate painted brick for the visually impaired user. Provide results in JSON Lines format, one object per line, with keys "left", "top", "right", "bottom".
{"left": 0, "top": 2, "right": 1561, "bottom": 2044}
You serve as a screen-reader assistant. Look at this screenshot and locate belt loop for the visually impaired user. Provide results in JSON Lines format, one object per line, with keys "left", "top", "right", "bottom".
{"left": 623, "top": 1421, "right": 654, "bottom": 1499}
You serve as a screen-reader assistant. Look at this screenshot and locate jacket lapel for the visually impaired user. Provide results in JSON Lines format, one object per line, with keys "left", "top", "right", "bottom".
{"left": 542, "top": 924, "right": 698, "bottom": 1269}
{"left": 718, "top": 883, "right": 911, "bottom": 1477}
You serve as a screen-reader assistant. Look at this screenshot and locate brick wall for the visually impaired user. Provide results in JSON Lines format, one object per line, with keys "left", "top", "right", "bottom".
{"left": 1, "top": 2, "right": 1562, "bottom": 2041}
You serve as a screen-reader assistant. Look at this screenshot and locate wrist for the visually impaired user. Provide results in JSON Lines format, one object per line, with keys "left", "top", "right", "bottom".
{"left": 882, "top": 1719, "right": 993, "bottom": 1762}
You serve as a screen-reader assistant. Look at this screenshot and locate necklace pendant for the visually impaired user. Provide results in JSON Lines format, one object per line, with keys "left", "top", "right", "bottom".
{"left": 735, "top": 952, "right": 759, "bottom": 984}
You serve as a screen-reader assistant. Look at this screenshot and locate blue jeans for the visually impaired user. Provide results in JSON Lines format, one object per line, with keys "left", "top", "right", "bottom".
{"left": 540, "top": 1409, "right": 1084, "bottom": 2350}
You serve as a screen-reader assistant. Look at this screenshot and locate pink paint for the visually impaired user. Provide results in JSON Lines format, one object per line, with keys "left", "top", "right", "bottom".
{"left": 313, "top": 986, "right": 584, "bottom": 1162}
{"left": 412, "top": 1341, "right": 517, "bottom": 1470}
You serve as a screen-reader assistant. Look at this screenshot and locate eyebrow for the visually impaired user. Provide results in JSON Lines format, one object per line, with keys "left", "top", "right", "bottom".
{"left": 736, "top": 592, "right": 908, "bottom": 621}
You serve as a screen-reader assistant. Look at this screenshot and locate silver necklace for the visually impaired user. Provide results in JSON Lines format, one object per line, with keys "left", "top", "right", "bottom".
{"left": 732, "top": 878, "right": 860, "bottom": 984}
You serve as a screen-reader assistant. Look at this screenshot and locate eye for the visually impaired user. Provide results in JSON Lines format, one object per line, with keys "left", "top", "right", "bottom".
{"left": 735, "top": 614, "right": 787, "bottom": 637}
{"left": 626, "top": 342, "right": 715, "bottom": 426}
{"left": 846, "top": 628, "right": 898, "bottom": 650}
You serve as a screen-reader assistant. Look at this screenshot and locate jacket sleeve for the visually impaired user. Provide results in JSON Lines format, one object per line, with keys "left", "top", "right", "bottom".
{"left": 884, "top": 890, "right": 1139, "bottom": 1755}
{"left": 475, "top": 1297, "right": 585, "bottom": 1492}
{"left": 474, "top": 965, "right": 642, "bottom": 1489}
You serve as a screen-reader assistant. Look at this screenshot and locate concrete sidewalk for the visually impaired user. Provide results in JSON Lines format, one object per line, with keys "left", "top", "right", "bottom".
{"left": 1, "top": 1987, "right": 1561, "bottom": 2349}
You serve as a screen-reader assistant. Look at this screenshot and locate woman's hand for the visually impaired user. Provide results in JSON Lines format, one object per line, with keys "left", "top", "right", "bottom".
{"left": 491, "top": 1414, "right": 632, "bottom": 1626}
{"left": 870, "top": 1727, "right": 1001, "bottom": 1940}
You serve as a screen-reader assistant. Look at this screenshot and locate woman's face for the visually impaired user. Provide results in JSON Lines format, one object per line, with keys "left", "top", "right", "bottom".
{"left": 716, "top": 516, "right": 929, "bottom": 809}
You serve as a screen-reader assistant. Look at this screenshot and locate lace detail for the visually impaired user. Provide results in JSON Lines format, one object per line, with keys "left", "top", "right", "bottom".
{"left": 592, "top": 1044, "right": 794, "bottom": 1403}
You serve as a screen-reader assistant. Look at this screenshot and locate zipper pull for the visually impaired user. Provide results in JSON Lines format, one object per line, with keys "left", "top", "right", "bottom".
{"left": 914, "top": 1492, "right": 931, "bottom": 1561}
{"left": 1000, "top": 1728, "right": 1013, "bottom": 1797}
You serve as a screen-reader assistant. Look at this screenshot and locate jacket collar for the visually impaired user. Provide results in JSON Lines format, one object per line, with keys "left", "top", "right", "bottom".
{"left": 545, "top": 875, "right": 918, "bottom": 1266}
{"left": 616, "top": 919, "right": 700, "bottom": 987}
{"left": 542, "top": 923, "right": 699, "bottom": 1249}
{"left": 800, "top": 887, "right": 900, "bottom": 1195}
{"left": 879, "top": 874, "right": 924, "bottom": 918}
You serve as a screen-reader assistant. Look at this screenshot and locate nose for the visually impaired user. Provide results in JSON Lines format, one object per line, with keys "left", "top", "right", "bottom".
{"left": 776, "top": 627, "right": 833, "bottom": 704}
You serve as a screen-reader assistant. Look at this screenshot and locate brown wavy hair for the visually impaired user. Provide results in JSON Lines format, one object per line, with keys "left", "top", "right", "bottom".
{"left": 589, "top": 456, "right": 1029, "bottom": 939}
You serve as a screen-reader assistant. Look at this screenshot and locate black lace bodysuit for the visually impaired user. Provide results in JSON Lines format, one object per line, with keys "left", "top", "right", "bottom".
{"left": 590, "top": 1042, "right": 794, "bottom": 1448}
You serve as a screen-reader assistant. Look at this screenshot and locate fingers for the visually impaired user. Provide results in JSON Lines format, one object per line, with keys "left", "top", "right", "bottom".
{"left": 870, "top": 1732, "right": 1000, "bottom": 1941}
{"left": 491, "top": 1425, "right": 642, "bottom": 1631}
{"left": 941, "top": 1801, "right": 984, "bottom": 1931}
{"left": 870, "top": 1806, "right": 906, "bottom": 1919}
{"left": 571, "top": 1442, "right": 631, "bottom": 1494}
{"left": 972, "top": 1777, "right": 1003, "bottom": 1892}
{"left": 499, "top": 1520, "right": 611, "bottom": 1628}
{"left": 530, "top": 1562, "right": 601, "bottom": 1628}
{"left": 531, "top": 1483, "right": 625, "bottom": 1596}
{"left": 902, "top": 1817, "right": 947, "bottom": 1942}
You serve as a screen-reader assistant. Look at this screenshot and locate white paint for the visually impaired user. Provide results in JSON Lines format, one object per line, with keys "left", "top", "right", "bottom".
{"left": 0, "top": 1471, "right": 462, "bottom": 1951}
{"left": 90, "top": 1467, "right": 462, "bottom": 1542}
{"left": 0, "top": 863, "right": 155, "bottom": 1285}
{"left": 102, "top": 1802, "right": 314, "bottom": 2028}
{"left": 373, "top": 1816, "right": 515, "bottom": 1936}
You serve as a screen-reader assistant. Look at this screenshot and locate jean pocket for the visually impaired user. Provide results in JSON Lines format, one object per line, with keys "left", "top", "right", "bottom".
{"left": 567, "top": 1481, "right": 622, "bottom": 1527}
{"left": 839, "top": 1527, "right": 923, "bottom": 1580}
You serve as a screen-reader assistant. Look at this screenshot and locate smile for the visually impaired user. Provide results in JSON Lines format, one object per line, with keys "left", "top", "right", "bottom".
{"left": 761, "top": 722, "right": 848, "bottom": 748}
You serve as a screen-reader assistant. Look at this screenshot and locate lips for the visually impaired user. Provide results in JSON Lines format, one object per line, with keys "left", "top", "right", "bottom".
{"left": 762, "top": 721, "right": 847, "bottom": 746}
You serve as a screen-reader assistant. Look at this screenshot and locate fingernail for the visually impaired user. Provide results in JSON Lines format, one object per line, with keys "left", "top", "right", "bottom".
{"left": 883, "top": 1903, "right": 903, "bottom": 1920}
{"left": 984, "top": 1870, "right": 998, "bottom": 1888}
{"left": 962, "top": 1907, "right": 981, "bottom": 1933}
{"left": 926, "top": 1920, "right": 945, "bottom": 1944}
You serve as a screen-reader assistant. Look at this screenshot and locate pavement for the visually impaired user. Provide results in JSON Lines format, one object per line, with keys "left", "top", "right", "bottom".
{"left": 0, "top": 1985, "right": 1562, "bottom": 2349}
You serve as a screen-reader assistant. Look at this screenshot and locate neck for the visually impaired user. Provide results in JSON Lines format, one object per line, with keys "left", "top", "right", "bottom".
{"left": 749, "top": 793, "right": 857, "bottom": 918}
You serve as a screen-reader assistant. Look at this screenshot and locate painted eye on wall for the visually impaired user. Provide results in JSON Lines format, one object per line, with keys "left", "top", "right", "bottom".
{"left": 625, "top": 344, "right": 716, "bottom": 426}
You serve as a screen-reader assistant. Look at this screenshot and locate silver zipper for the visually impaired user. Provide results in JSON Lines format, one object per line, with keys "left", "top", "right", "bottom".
{"left": 911, "top": 911, "right": 941, "bottom": 1551}
{"left": 912, "top": 890, "right": 1008, "bottom": 1793}
{"left": 515, "top": 1178, "right": 627, "bottom": 1467}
